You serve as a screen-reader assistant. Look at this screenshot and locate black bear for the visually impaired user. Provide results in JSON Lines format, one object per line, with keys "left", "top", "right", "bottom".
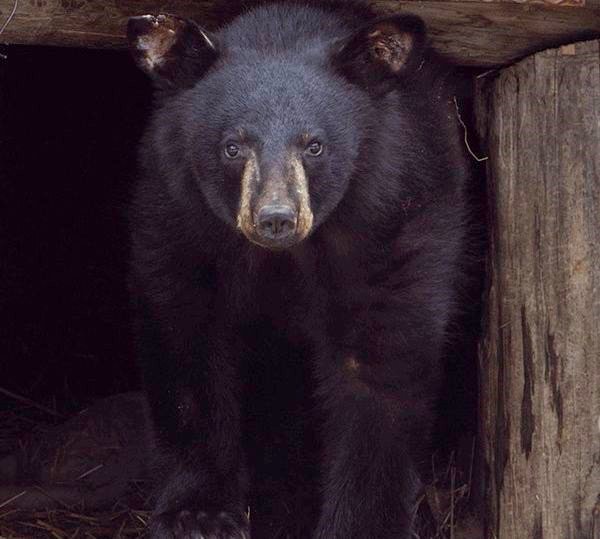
{"left": 127, "top": 2, "right": 472, "bottom": 537}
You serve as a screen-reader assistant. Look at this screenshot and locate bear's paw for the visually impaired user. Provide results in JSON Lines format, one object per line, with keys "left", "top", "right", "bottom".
{"left": 150, "top": 508, "right": 250, "bottom": 539}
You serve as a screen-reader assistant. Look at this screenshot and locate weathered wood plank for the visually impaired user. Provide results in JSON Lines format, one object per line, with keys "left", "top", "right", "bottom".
{"left": 476, "top": 40, "right": 600, "bottom": 538}
{"left": 0, "top": 0, "right": 599, "bottom": 66}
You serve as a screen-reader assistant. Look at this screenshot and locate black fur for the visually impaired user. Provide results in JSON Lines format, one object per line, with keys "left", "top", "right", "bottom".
{"left": 128, "top": 2, "right": 473, "bottom": 537}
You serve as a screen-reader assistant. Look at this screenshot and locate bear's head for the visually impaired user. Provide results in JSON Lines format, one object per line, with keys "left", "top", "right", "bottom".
{"left": 127, "top": 8, "right": 426, "bottom": 250}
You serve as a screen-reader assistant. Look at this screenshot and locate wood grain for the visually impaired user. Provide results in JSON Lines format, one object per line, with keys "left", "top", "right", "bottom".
{"left": 476, "top": 40, "right": 600, "bottom": 538}
{"left": 0, "top": 0, "right": 599, "bottom": 66}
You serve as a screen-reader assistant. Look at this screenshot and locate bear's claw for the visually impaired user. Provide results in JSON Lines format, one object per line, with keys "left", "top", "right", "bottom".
{"left": 150, "top": 508, "right": 250, "bottom": 539}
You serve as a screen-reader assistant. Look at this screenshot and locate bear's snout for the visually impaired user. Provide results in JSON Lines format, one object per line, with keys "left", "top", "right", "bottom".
{"left": 237, "top": 152, "right": 314, "bottom": 249}
{"left": 256, "top": 205, "right": 297, "bottom": 241}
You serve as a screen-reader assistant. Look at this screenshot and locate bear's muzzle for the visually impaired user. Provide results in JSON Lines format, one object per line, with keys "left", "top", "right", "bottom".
{"left": 237, "top": 152, "right": 313, "bottom": 250}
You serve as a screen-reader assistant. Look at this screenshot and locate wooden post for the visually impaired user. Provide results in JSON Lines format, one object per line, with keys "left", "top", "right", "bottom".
{"left": 476, "top": 40, "right": 600, "bottom": 539}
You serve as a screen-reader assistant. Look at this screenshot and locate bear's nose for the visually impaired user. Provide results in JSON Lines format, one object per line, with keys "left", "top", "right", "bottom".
{"left": 257, "top": 205, "right": 297, "bottom": 240}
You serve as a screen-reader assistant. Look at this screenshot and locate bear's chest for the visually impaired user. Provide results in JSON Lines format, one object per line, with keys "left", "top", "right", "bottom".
{"left": 227, "top": 252, "right": 316, "bottom": 337}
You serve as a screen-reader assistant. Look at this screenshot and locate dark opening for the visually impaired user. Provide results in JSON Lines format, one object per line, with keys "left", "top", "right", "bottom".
{"left": 0, "top": 46, "right": 150, "bottom": 409}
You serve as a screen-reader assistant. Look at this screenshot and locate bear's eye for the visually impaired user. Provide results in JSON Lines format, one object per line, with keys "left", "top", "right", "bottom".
{"left": 225, "top": 143, "right": 241, "bottom": 159}
{"left": 306, "top": 141, "right": 323, "bottom": 157}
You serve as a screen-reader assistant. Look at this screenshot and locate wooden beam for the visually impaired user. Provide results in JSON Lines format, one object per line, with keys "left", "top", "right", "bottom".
{"left": 0, "top": 0, "right": 599, "bottom": 66}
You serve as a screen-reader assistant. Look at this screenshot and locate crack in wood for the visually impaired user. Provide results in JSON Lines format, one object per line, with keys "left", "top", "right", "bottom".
{"left": 520, "top": 306, "right": 535, "bottom": 458}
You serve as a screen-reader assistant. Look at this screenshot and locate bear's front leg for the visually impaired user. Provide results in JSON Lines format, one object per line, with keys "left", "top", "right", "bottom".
{"left": 314, "top": 367, "right": 430, "bottom": 538}
{"left": 138, "top": 311, "right": 250, "bottom": 539}
{"left": 314, "top": 316, "right": 445, "bottom": 538}
{"left": 312, "top": 203, "right": 466, "bottom": 538}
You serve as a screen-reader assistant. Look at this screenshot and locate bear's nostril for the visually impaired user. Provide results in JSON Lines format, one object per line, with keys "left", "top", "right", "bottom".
{"left": 257, "top": 205, "right": 297, "bottom": 240}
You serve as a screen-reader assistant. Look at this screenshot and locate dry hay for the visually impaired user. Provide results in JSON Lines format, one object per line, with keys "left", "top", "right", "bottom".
{"left": 0, "top": 394, "right": 152, "bottom": 538}
{"left": 413, "top": 446, "right": 482, "bottom": 539}
{"left": 0, "top": 504, "right": 151, "bottom": 539}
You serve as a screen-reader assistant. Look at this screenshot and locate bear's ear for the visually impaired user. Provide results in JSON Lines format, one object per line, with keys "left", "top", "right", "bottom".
{"left": 333, "top": 14, "right": 426, "bottom": 91}
{"left": 127, "top": 14, "right": 219, "bottom": 89}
